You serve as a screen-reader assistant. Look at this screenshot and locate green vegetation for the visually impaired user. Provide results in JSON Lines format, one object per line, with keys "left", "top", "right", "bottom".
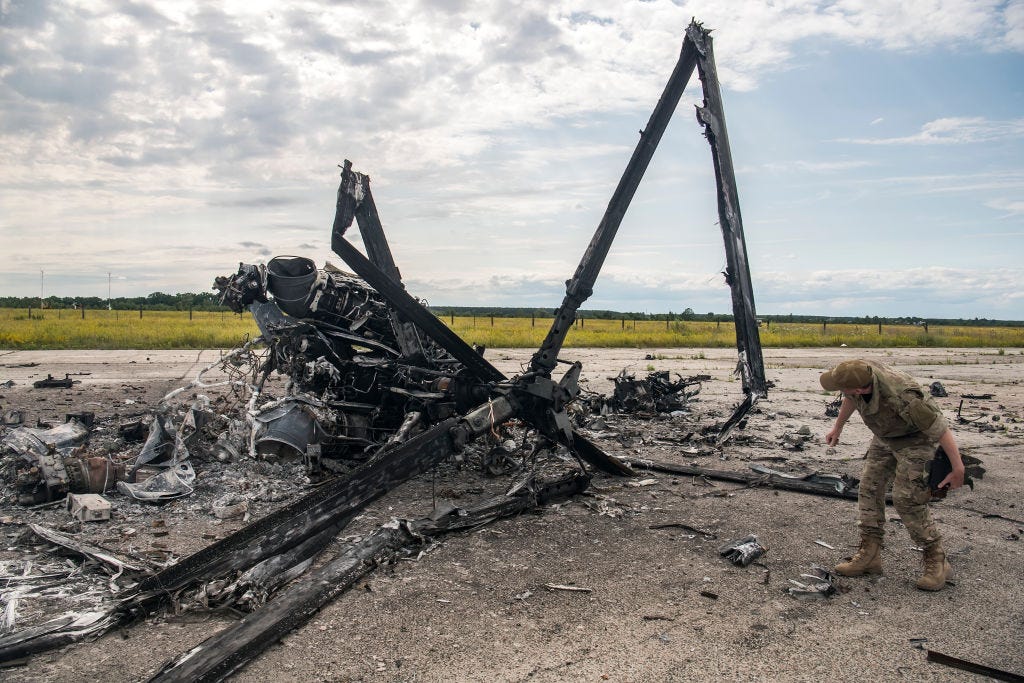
{"left": 447, "top": 317, "right": 1024, "bottom": 350}
{"left": 0, "top": 308, "right": 258, "bottom": 349}
{"left": 3, "top": 307, "right": 1021, "bottom": 350}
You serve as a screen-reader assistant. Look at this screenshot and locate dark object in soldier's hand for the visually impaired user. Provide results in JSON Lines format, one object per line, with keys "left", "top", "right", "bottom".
{"left": 928, "top": 446, "right": 976, "bottom": 500}
{"left": 928, "top": 446, "right": 953, "bottom": 500}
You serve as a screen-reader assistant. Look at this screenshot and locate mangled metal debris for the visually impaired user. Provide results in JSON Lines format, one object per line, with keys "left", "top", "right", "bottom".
{"left": 26, "top": 524, "right": 147, "bottom": 576}
{"left": 31, "top": 374, "right": 75, "bottom": 389}
{"left": 0, "top": 19, "right": 771, "bottom": 677}
{"left": 718, "top": 535, "right": 767, "bottom": 566}
{"left": 0, "top": 409, "right": 209, "bottom": 505}
{"left": 601, "top": 370, "right": 710, "bottom": 414}
{"left": 0, "top": 419, "right": 125, "bottom": 505}
{"left": 785, "top": 565, "right": 839, "bottom": 600}
{"left": 627, "top": 459, "right": 863, "bottom": 501}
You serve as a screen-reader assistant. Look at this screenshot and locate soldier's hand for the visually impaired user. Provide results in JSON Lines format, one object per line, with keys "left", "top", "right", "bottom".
{"left": 825, "top": 426, "right": 841, "bottom": 446}
{"left": 938, "top": 466, "right": 965, "bottom": 492}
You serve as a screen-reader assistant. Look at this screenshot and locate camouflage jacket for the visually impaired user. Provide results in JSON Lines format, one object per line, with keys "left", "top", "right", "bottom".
{"left": 850, "top": 360, "right": 948, "bottom": 449}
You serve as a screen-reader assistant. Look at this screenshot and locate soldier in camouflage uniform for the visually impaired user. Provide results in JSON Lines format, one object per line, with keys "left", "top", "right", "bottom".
{"left": 821, "top": 359, "right": 965, "bottom": 591}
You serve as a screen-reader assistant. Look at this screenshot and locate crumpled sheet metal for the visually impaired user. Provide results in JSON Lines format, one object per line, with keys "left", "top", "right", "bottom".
{"left": 786, "top": 565, "right": 839, "bottom": 600}
{"left": 1, "top": 421, "right": 89, "bottom": 459}
{"left": 117, "top": 462, "right": 196, "bottom": 501}
{"left": 254, "top": 402, "right": 318, "bottom": 458}
{"left": 718, "top": 535, "right": 766, "bottom": 566}
{"left": 28, "top": 524, "right": 146, "bottom": 575}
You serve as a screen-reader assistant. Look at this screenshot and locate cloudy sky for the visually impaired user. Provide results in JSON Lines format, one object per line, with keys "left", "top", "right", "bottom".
{"left": 2, "top": 0, "right": 1023, "bottom": 319}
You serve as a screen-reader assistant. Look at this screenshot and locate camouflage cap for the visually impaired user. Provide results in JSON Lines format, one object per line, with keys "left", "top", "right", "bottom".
{"left": 819, "top": 360, "right": 872, "bottom": 391}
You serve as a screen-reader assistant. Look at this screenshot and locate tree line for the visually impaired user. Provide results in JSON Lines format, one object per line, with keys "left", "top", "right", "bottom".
{"left": 2, "top": 295, "right": 1020, "bottom": 326}
{"left": 1, "top": 292, "right": 226, "bottom": 311}
{"left": 429, "top": 306, "right": 1024, "bottom": 327}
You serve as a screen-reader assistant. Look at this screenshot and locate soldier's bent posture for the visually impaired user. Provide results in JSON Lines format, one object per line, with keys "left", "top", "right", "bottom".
{"left": 821, "top": 359, "right": 965, "bottom": 591}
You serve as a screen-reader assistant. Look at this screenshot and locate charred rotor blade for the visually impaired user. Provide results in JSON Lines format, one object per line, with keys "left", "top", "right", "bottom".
{"left": 566, "top": 430, "right": 634, "bottom": 476}
{"left": 334, "top": 161, "right": 429, "bottom": 358}
{"left": 147, "top": 473, "right": 590, "bottom": 683}
{"left": 125, "top": 417, "right": 461, "bottom": 607}
{"left": 334, "top": 160, "right": 402, "bottom": 284}
{"left": 530, "top": 31, "right": 699, "bottom": 375}
{"left": 330, "top": 234, "right": 505, "bottom": 383}
{"left": 690, "top": 22, "right": 767, "bottom": 401}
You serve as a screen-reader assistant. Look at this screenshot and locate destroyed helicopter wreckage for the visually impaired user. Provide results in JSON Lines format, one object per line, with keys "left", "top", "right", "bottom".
{"left": 0, "top": 21, "right": 773, "bottom": 680}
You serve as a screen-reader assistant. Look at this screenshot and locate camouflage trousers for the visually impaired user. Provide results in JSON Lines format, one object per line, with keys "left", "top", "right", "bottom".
{"left": 855, "top": 436, "right": 940, "bottom": 547}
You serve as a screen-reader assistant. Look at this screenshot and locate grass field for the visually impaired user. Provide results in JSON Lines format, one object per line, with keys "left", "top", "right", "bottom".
{"left": 1, "top": 308, "right": 1022, "bottom": 350}
{"left": 0, "top": 308, "right": 257, "bottom": 349}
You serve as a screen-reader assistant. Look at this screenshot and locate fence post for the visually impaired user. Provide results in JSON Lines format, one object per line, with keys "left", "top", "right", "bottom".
{"left": 189, "top": 307, "right": 193, "bottom": 321}
{"left": 81, "top": 306, "right": 85, "bottom": 320}
{"left": 28, "top": 307, "right": 32, "bottom": 320}
{"left": 878, "top": 323, "right": 882, "bottom": 334}
{"left": 490, "top": 315, "right": 494, "bottom": 327}
{"left": 450, "top": 314, "right": 454, "bottom": 325}
{"left": 531, "top": 314, "right": 535, "bottom": 328}
{"left": 580, "top": 316, "right": 584, "bottom": 329}
{"left": 923, "top": 322, "right": 929, "bottom": 333}
{"left": 621, "top": 319, "right": 625, "bottom": 330}
{"left": 822, "top": 321, "right": 827, "bottom": 333}
{"left": 472, "top": 315, "right": 476, "bottom": 328}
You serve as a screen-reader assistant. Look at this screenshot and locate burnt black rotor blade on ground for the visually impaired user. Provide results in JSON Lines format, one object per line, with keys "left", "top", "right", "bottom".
{"left": 147, "top": 473, "right": 590, "bottom": 683}
{"left": 0, "top": 418, "right": 465, "bottom": 665}
{"left": 126, "top": 417, "right": 460, "bottom": 603}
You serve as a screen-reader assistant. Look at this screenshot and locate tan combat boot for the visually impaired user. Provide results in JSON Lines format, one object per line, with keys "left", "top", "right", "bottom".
{"left": 916, "top": 543, "right": 952, "bottom": 591}
{"left": 834, "top": 536, "right": 883, "bottom": 576}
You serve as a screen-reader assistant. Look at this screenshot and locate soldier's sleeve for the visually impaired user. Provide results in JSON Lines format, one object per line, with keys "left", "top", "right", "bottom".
{"left": 903, "top": 390, "right": 948, "bottom": 441}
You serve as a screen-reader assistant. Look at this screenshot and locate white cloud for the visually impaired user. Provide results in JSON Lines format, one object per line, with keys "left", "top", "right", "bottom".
{"left": 762, "top": 159, "right": 874, "bottom": 173}
{"left": 0, "top": 0, "right": 1022, "bottom": 319}
{"left": 985, "top": 198, "right": 1024, "bottom": 216}
{"left": 840, "top": 117, "right": 1024, "bottom": 145}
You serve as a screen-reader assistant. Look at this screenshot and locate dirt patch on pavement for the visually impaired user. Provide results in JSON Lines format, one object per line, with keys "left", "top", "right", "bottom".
{"left": 0, "top": 347, "right": 1022, "bottom": 681}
